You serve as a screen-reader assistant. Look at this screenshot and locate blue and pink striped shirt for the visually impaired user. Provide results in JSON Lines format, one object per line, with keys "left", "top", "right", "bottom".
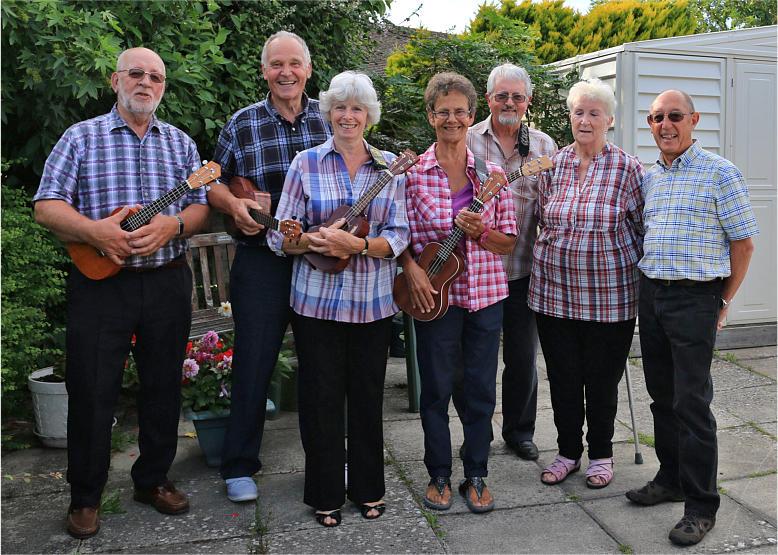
{"left": 34, "top": 105, "right": 206, "bottom": 269}
{"left": 269, "top": 138, "right": 410, "bottom": 323}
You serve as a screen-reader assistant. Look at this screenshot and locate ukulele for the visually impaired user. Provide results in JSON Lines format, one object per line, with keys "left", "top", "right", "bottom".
{"left": 304, "top": 149, "right": 419, "bottom": 274}
{"left": 393, "top": 171, "right": 508, "bottom": 321}
{"left": 223, "top": 176, "right": 302, "bottom": 241}
{"left": 506, "top": 155, "right": 553, "bottom": 183}
{"left": 66, "top": 161, "right": 221, "bottom": 281}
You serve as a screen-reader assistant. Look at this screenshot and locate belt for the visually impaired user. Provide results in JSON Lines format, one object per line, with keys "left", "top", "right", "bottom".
{"left": 122, "top": 256, "right": 188, "bottom": 273}
{"left": 647, "top": 276, "right": 723, "bottom": 287}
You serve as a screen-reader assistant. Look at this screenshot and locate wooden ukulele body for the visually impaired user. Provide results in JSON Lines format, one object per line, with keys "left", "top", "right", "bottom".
{"left": 393, "top": 242, "right": 465, "bottom": 321}
{"left": 304, "top": 205, "right": 370, "bottom": 274}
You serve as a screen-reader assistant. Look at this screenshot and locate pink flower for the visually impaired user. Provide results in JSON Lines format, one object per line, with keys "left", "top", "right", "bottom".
{"left": 201, "top": 331, "right": 219, "bottom": 351}
{"left": 182, "top": 358, "right": 199, "bottom": 379}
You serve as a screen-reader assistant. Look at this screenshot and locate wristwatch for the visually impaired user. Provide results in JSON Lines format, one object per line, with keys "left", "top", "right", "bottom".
{"left": 719, "top": 297, "right": 729, "bottom": 309}
{"left": 360, "top": 237, "right": 369, "bottom": 256}
{"left": 176, "top": 215, "right": 185, "bottom": 237}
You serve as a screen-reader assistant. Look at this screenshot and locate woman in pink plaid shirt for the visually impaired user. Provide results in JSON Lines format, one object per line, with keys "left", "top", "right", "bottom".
{"left": 399, "top": 72, "right": 517, "bottom": 514}
{"left": 528, "top": 78, "right": 644, "bottom": 490}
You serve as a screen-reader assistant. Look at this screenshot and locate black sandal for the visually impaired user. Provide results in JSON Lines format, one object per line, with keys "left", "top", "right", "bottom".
{"left": 423, "top": 477, "right": 452, "bottom": 510}
{"left": 359, "top": 502, "right": 386, "bottom": 520}
{"left": 315, "top": 509, "right": 342, "bottom": 527}
{"left": 458, "top": 477, "right": 495, "bottom": 513}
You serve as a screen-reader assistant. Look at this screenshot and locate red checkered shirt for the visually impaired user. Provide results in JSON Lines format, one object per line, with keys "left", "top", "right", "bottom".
{"left": 528, "top": 143, "right": 645, "bottom": 322}
{"left": 405, "top": 144, "right": 517, "bottom": 312}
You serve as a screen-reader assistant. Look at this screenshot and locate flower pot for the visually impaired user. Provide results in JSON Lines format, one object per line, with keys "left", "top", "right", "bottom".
{"left": 183, "top": 408, "right": 230, "bottom": 467}
{"left": 28, "top": 367, "right": 68, "bottom": 448}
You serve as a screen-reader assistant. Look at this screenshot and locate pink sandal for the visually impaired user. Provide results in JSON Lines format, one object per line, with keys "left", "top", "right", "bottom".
{"left": 541, "top": 455, "right": 581, "bottom": 485}
{"left": 585, "top": 458, "right": 614, "bottom": 489}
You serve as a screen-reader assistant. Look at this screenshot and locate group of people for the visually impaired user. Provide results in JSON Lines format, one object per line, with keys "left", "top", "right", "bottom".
{"left": 34, "top": 29, "right": 757, "bottom": 549}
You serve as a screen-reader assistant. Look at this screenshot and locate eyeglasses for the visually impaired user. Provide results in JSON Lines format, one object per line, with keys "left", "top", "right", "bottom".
{"left": 431, "top": 109, "right": 472, "bottom": 120}
{"left": 117, "top": 68, "right": 166, "bottom": 84}
{"left": 647, "top": 111, "right": 692, "bottom": 124}
{"left": 492, "top": 92, "right": 527, "bottom": 104}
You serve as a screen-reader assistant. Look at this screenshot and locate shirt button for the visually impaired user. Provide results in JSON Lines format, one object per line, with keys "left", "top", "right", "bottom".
{"left": 292, "top": 127, "right": 296, "bottom": 132}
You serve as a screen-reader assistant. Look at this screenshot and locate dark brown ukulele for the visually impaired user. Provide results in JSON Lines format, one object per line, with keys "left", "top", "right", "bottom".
{"left": 66, "top": 161, "right": 221, "bottom": 281}
{"left": 393, "top": 171, "right": 508, "bottom": 321}
{"left": 223, "top": 176, "right": 302, "bottom": 241}
{"left": 304, "top": 149, "right": 419, "bottom": 274}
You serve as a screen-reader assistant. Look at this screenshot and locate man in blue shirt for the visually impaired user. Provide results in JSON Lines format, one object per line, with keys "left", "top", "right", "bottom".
{"left": 626, "top": 89, "right": 758, "bottom": 547}
{"left": 34, "top": 47, "right": 210, "bottom": 539}
{"left": 207, "top": 31, "right": 331, "bottom": 503}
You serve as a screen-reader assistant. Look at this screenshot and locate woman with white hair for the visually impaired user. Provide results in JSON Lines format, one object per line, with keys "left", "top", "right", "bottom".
{"left": 528, "top": 78, "right": 645, "bottom": 489}
{"left": 269, "top": 71, "right": 409, "bottom": 527}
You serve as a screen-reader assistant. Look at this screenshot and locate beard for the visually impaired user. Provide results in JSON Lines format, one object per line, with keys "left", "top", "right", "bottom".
{"left": 117, "top": 88, "right": 161, "bottom": 116}
{"left": 497, "top": 112, "right": 520, "bottom": 126}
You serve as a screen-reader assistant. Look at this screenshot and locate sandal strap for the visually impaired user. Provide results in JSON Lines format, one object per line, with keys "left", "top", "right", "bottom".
{"left": 585, "top": 458, "right": 614, "bottom": 478}
{"left": 428, "top": 477, "right": 451, "bottom": 496}
{"left": 543, "top": 455, "right": 580, "bottom": 480}
{"left": 461, "top": 477, "right": 487, "bottom": 499}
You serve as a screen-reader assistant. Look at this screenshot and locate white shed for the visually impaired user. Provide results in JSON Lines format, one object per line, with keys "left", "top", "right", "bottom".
{"left": 550, "top": 26, "right": 777, "bottom": 337}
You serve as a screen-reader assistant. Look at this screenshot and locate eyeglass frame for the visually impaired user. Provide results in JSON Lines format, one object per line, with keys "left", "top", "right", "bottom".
{"left": 429, "top": 108, "right": 473, "bottom": 120}
{"left": 647, "top": 111, "right": 693, "bottom": 124}
{"left": 116, "top": 68, "right": 166, "bottom": 84}
{"left": 491, "top": 92, "right": 528, "bottom": 104}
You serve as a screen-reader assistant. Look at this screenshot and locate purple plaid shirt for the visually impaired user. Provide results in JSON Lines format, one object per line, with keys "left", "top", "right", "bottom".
{"left": 528, "top": 143, "right": 645, "bottom": 322}
{"left": 269, "top": 138, "right": 410, "bottom": 323}
{"left": 34, "top": 105, "right": 206, "bottom": 269}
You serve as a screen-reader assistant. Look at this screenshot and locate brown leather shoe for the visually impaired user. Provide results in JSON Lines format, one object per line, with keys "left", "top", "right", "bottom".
{"left": 66, "top": 506, "right": 100, "bottom": 539}
{"left": 133, "top": 481, "right": 190, "bottom": 515}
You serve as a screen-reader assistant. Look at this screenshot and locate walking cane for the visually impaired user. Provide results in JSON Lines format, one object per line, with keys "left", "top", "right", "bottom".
{"left": 624, "top": 359, "right": 643, "bottom": 464}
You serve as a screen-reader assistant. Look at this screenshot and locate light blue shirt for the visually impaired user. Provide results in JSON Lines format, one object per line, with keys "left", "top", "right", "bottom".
{"left": 639, "top": 141, "right": 758, "bottom": 280}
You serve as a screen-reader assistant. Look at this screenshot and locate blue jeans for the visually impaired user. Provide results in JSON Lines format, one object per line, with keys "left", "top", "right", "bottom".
{"left": 415, "top": 302, "right": 503, "bottom": 478}
{"left": 220, "top": 245, "right": 292, "bottom": 479}
{"left": 639, "top": 274, "right": 723, "bottom": 518}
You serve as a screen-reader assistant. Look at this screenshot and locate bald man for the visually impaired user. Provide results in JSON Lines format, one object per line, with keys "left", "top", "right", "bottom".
{"left": 34, "top": 47, "right": 210, "bottom": 539}
{"left": 626, "top": 90, "right": 757, "bottom": 546}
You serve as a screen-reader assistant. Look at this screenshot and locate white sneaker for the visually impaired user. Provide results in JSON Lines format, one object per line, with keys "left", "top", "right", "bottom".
{"left": 225, "top": 477, "right": 257, "bottom": 502}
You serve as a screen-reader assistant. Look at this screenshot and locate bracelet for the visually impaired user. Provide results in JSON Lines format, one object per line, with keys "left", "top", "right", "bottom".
{"left": 360, "top": 237, "right": 369, "bottom": 256}
{"left": 175, "top": 215, "right": 185, "bottom": 236}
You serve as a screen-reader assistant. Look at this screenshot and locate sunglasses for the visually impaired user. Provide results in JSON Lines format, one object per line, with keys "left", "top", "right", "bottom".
{"left": 647, "top": 111, "right": 691, "bottom": 124}
{"left": 492, "top": 92, "right": 527, "bottom": 104}
{"left": 117, "top": 68, "right": 166, "bottom": 84}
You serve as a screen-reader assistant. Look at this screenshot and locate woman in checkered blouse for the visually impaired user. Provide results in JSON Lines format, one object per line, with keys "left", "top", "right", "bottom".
{"left": 528, "top": 79, "right": 645, "bottom": 490}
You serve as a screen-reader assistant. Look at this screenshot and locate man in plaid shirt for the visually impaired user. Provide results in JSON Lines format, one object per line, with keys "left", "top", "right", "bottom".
{"left": 207, "top": 31, "right": 331, "bottom": 504}
{"left": 626, "top": 90, "right": 758, "bottom": 547}
{"left": 466, "top": 63, "right": 557, "bottom": 461}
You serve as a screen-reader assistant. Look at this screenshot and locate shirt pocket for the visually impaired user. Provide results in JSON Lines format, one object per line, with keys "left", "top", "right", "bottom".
{"left": 412, "top": 192, "right": 450, "bottom": 233}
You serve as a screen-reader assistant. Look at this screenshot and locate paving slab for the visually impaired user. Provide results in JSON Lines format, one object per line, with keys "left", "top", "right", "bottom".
{"left": 715, "top": 385, "right": 778, "bottom": 427}
{"left": 741, "top": 358, "right": 778, "bottom": 381}
{"left": 711, "top": 359, "right": 776, "bottom": 391}
{"left": 106, "top": 535, "right": 263, "bottom": 554}
{"left": 582, "top": 494, "right": 777, "bottom": 554}
{"left": 0, "top": 446, "right": 68, "bottom": 498}
{"left": 0, "top": 489, "right": 80, "bottom": 554}
{"left": 720, "top": 473, "right": 777, "bottom": 524}
{"left": 717, "top": 425, "right": 777, "bottom": 482}
{"left": 437, "top": 503, "right": 621, "bottom": 553}
{"left": 719, "top": 346, "right": 778, "bottom": 361}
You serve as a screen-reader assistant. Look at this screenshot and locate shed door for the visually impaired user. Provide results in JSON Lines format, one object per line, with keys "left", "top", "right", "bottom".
{"left": 728, "top": 61, "right": 777, "bottom": 325}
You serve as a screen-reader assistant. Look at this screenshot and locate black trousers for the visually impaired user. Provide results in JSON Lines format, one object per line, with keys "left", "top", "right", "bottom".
{"left": 66, "top": 264, "right": 192, "bottom": 508}
{"left": 639, "top": 275, "right": 723, "bottom": 518}
{"left": 416, "top": 302, "right": 503, "bottom": 479}
{"left": 220, "top": 245, "right": 293, "bottom": 479}
{"left": 501, "top": 277, "right": 539, "bottom": 444}
{"left": 535, "top": 313, "right": 636, "bottom": 460}
{"left": 294, "top": 313, "right": 392, "bottom": 511}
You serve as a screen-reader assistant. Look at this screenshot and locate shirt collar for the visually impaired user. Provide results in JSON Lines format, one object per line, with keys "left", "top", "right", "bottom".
{"left": 418, "top": 143, "right": 477, "bottom": 173}
{"left": 265, "top": 92, "right": 311, "bottom": 123}
{"left": 655, "top": 139, "right": 701, "bottom": 170}
{"left": 317, "top": 136, "right": 375, "bottom": 164}
{"left": 108, "top": 104, "right": 161, "bottom": 133}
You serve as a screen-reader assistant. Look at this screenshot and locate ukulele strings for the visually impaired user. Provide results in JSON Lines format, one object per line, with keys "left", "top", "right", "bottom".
{"left": 425, "top": 195, "right": 486, "bottom": 278}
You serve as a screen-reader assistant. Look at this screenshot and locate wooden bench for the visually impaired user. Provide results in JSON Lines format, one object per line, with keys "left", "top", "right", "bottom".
{"left": 187, "top": 232, "right": 236, "bottom": 339}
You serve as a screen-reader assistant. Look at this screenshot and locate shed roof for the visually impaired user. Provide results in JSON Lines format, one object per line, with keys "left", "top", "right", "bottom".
{"left": 551, "top": 24, "right": 777, "bottom": 68}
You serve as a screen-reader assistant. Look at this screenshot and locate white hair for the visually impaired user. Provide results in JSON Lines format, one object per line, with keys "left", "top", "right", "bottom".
{"left": 319, "top": 71, "right": 381, "bottom": 126}
{"left": 486, "top": 63, "right": 533, "bottom": 96}
{"left": 261, "top": 31, "right": 311, "bottom": 67}
{"left": 566, "top": 78, "right": 616, "bottom": 118}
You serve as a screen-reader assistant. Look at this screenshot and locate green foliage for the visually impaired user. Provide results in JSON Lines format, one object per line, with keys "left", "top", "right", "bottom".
{"left": 372, "top": 26, "right": 575, "bottom": 151}
{"left": 100, "top": 489, "right": 126, "bottom": 514}
{"left": 1, "top": 0, "right": 389, "bottom": 190}
{"left": 690, "top": 0, "right": 777, "bottom": 31}
{"left": 1, "top": 172, "right": 68, "bottom": 416}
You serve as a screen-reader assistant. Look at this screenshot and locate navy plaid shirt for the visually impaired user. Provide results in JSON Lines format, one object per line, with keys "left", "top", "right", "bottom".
{"left": 213, "top": 93, "right": 332, "bottom": 243}
{"left": 34, "top": 105, "right": 206, "bottom": 269}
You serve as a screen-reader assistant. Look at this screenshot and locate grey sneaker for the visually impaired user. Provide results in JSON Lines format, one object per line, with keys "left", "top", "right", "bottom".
{"left": 626, "top": 480, "right": 683, "bottom": 505}
{"left": 669, "top": 514, "right": 715, "bottom": 546}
